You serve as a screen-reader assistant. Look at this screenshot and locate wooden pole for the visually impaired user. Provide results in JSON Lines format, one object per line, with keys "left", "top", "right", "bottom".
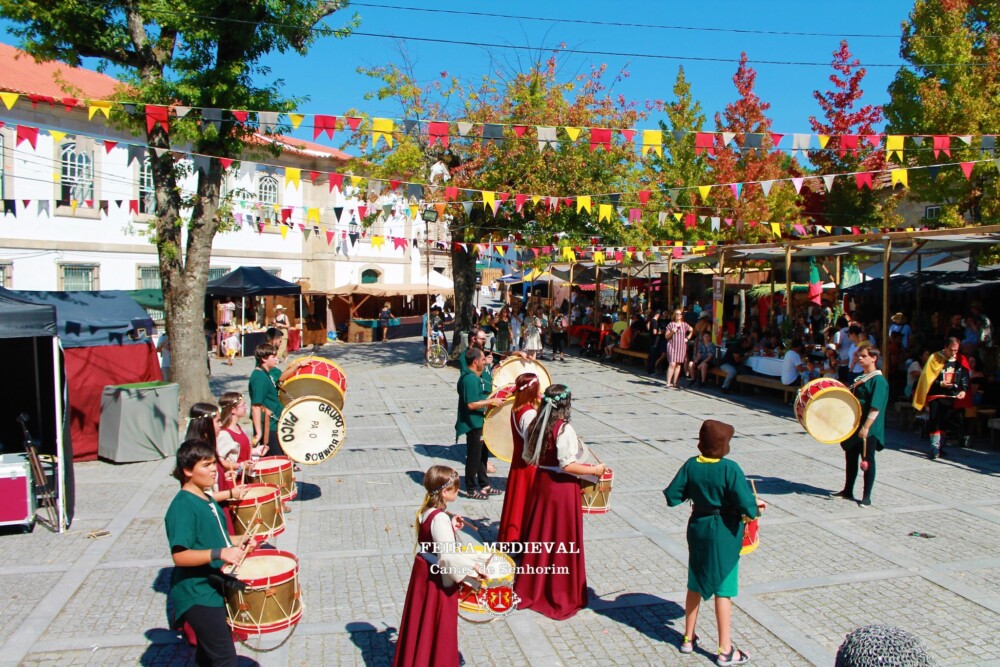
{"left": 769, "top": 263, "right": 776, "bottom": 331}
{"left": 915, "top": 254, "right": 922, "bottom": 326}
{"left": 785, "top": 244, "right": 793, "bottom": 327}
{"left": 667, "top": 257, "right": 674, "bottom": 310}
{"left": 882, "top": 237, "right": 891, "bottom": 357}
{"left": 679, "top": 263, "right": 686, "bottom": 309}
{"left": 834, "top": 255, "right": 841, "bottom": 314}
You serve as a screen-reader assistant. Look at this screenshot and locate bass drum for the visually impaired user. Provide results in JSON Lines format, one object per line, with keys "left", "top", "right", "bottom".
{"left": 482, "top": 385, "right": 516, "bottom": 462}
{"left": 280, "top": 357, "right": 347, "bottom": 409}
{"left": 491, "top": 357, "right": 552, "bottom": 395}
{"left": 277, "top": 396, "right": 347, "bottom": 466}
{"left": 794, "top": 378, "right": 861, "bottom": 444}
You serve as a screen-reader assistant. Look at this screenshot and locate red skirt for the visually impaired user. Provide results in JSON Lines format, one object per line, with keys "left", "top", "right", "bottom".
{"left": 497, "top": 459, "right": 537, "bottom": 545}
{"left": 513, "top": 468, "right": 588, "bottom": 620}
{"left": 392, "top": 556, "right": 459, "bottom": 667}
{"left": 215, "top": 461, "right": 236, "bottom": 534}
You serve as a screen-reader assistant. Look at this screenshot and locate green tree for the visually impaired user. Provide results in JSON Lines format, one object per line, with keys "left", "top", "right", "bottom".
{"left": 884, "top": 0, "right": 1000, "bottom": 225}
{"left": 0, "top": 1, "right": 355, "bottom": 410}
{"left": 347, "top": 51, "right": 647, "bottom": 334}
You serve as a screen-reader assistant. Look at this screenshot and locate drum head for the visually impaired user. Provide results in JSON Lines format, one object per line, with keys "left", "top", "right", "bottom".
{"left": 803, "top": 388, "right": 861, "bottom": 444}
{"left": 278, "top": 397, "right": 347, "bottom": 465}
{"left": 493, "top": 357, "right": 552, "bottom": 394}
{"left": 238, "top": 552, "right": 297, "bottom": 583}
{"left": 483, "top": 386, "right": 516, "bottom": 462}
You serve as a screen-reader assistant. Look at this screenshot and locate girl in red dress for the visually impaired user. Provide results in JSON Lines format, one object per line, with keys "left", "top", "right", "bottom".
{"left": 514, "top": 385, "right": 607, "bottom": 620}
{"left": 185, "top": 402, "right": 247, "bottom": 535}
{"left": 393, "top": 466, "right": 488, "bottom": 667}
{"left": 497, "top": 373, "right": 541, "bottom": 546}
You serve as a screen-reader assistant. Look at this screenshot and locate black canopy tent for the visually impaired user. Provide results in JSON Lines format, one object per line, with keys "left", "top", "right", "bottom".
{"left": 0, "top": 289, "right": 74, "bottom": 531}
{"left": 206, "top": 267, "right": 302, "bottom": 354}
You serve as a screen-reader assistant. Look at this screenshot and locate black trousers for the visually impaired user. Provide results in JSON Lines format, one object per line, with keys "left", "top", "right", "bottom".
{"left": 183, "top": 604, "right": 238, "bottom": 667}
{"left": 843, "top": 437, "right": 878, "bottom": 501}
{"left": 927, "top": 397, "right": 957, "bottom": 434}
{"left": 265, "top": 422, "right": 285, "bottom": 457}
{"left": 551, "top": 331, "right": 566, "bottom": 355}
{"left": 464, "top": 427, "right": 490, "bottom": 492}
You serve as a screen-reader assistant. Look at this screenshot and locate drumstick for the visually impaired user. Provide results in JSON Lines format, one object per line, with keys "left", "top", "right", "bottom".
{"left": 860, "top": 437, "right": 869, "bottom": 472}
{"left": 224, "top": 524, "right": 259, "bottom": 576}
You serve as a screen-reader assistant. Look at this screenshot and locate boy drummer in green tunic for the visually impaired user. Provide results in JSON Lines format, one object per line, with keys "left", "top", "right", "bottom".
{"left": 664, "top": 420, "right": 766, "bottom": 666}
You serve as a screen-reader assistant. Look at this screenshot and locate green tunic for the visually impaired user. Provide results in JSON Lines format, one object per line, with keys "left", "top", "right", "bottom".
{"left": 248, "top": 366, "right": 282, "bottom": 432}
{"left": 843, "top": 373, "right": 889, "bottom": 451}
{"left": 455, "top": 370, "right": 489, "bottom": 438}
{"left": 163, "top": 490, "right": 231, "bottom": 623}
{"left": 664, "top": 456, "right": 758, "bottom": 599}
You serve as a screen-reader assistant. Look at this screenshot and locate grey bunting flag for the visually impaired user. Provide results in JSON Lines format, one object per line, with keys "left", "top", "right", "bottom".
{"left": 911, "top": 136, "right": 925, "bottom": 147}
{"left": 672, "top": 130, "right": 686, "bottom": 143}
{"left": 403, "top": 119, "right": 419, "bottom": 136}
{"left": 202, "top": 108, "right": 223, "bottom": 132}
{"left": 760, "top": 180, "right": 774, "bottom": 197}
{"left": 462, "top": 201, "right": 474, "bottom": 217}
{"left": 258, "top": 111, "right": 279, "bottom": 134}
{"left": 406, "top": 183, "right": 424, "bottom": 201}
{"left": 980, "top": 136, "right": 995, "bottom": 155}
{"left": 482, "top": 124, "right": 504, "bottom": 146}
{"left": 744, "top": 133, "right": 763, "bottom": 154}
{"left": 127, "top": 145, "right": 146, "bottom": 167}
{"left": 193, "top": 155, "right": 212, "bottom": 175}
{"left": 537, "top": 126, "right": 558, "bottom": 152}
{"left": 457, "top": 122, "right": 474, "bottom": 136}
{"left": 37, "top": 200, "right": 50, "bottom": 217}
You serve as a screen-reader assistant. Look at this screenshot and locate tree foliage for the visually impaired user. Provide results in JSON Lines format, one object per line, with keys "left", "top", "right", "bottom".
{"left": 0, "top": 0, "right": 355, "bottom": 410}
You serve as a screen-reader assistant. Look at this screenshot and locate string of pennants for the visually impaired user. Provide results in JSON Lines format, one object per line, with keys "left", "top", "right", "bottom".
{"left": 1, "top": 89, "right": 999, "bottom": 161}
{"left": 0, "top": 120, "right": 992, "bottom": 242}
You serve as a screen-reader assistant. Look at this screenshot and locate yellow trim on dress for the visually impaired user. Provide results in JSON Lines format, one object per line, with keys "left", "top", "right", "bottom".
{"left": 696, "top": 456, "right": 720, "bottom": 463}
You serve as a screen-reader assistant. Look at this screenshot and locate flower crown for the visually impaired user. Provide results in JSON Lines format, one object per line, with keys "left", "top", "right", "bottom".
{"left": 543, "top": 387, "right": 571, "bottom": 405}
{"left": 431, "top": 472, "right": 459, "bottom": 495}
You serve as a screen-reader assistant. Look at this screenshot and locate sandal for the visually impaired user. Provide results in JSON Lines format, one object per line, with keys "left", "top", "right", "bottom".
{"left": 482, "top": 487, "right": 503, "bottom": 496}
{"left": 468, "top": 490, "right": 488, "bottom": 500}
{"left": 717, "top": 645, "right": 750, "bottom": 666}
{"left": 680, "top": 634, "right": 699, "bottom": 654}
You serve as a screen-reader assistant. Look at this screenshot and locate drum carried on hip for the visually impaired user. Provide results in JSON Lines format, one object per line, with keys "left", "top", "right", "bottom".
{"left": 251, "top": 457, "right": 297, "bottom": 502}
{"left": 277, "top": 396, "right": 347, "bottom": 465}
{"left": 280, "top": 357, "right": 347, "bottom": 410}
{"left": 580, "top": 467, "right": 614, "bottom": 514}
{"left": 740, "top": 517, "right": 760, "bottom": 555}
{"left": 482, "top": 384, "right": 516, "bottom": 462}
{"left": 794, "top": 378, "right": 861, "bottom": 444}
{"left": 231, "top": 483, "right": 285, "bottom": 541}
{"left": 225, "top": 549, "right": 303, "bottom": 635}
{"left": 492, "top": 357, "right": 552, "bottom": 395}
{"left": 458, "top": 549, "right": 518, "bottom": 617}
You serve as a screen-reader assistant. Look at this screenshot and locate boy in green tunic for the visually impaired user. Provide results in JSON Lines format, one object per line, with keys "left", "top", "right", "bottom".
{"left": 834, "top": 343, "right": 889, "bottom": 507}
{"left": 664, "top": 420, "right": 765, "bottom": 666}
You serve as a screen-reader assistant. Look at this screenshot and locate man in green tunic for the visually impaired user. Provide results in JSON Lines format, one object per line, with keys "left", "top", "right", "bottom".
{"left": 664, "top": 419, "right": 765, "bottom": 666}
{"left": 833, "top": 343, "right": 889, "bottom": 507}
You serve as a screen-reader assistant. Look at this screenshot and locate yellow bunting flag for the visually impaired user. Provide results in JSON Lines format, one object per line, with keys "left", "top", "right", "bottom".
{"left": 564, "top": 127, "right": 581, "bottom": 142}
{"left": 598, "top": 204, "right": 612, "bottom": 222}
{"left": 576, "top": 195, "right": 591, "bottom": 214}
{"left": 371, "top": 235, "right": 385, "bottom": 249}
{"left": 770, "top": 222, "right": 782, "bottom": 237}
{"left": 288, "top": 113, "right": 305, "bottom": 130}
{"left": 49, "top": 130, "right": 67, "bottom": 143}
{"left": 818, "top": 135, "right": 831, "bottom": 149}
{"left": 562, "top": 246, "right": 576, "bottom": 262}
{"left": 53, "top": 173, "right": 60, "bottom": 183}
{"left": 891, "top": 168, "right": 908, "bottom": 188}
{"left": 482, "top": 191, "right": 496, "bottom": 214}
{"left": 593, "top": 251, "right": 605, "bottom": 265}
{"left": 280, "top": 225, "right": 289, "bottom": 239}
{"left": 285, "top": 168, "right": 301, "bottom": 189}
{"left": 642, "top": 129, "right": 662, "bottom": 156}
{"left": 0, "top": 92, "right": 20, "bottom": 110}
{"left": 306, "top": 208, "right": 320, "bottom": 223}
{"left": 372, "top": 118, "right": 394, "bottom": 148}
{"left": 71, "top": 200, "right": 78, "bottom": 214}
{"left": 698, "top": 185, "right": 711, "bottom": 202}
{"left": 409, "top": 204, "right": 419, "bottom": 218}
{"left": 350, "top": 175, "right": 363, "bottom": 187}
{"left": 88, "top": 101, "right": 112, "bottom": 120}
{"left": 531, "top": 195, "right": 541, "bottom": 205}
{"left": 886, "top": 135, "right": 904, "bottom": 161}
{"left": 673, "top": 212, "right": 683, "bottom": 222}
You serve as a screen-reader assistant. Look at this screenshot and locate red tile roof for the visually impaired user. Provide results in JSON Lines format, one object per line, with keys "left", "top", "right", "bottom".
{"left": 0, "top": 42, "right": 120, "bottom": 100}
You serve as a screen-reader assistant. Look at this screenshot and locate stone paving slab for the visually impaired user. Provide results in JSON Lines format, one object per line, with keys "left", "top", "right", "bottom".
{"left": 5, "top": 334, "right": 1000, "bottom": 666}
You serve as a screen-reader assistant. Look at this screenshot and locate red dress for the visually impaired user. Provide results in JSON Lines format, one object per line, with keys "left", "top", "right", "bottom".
{"left": 513, "top": 418, "right": 588, "bottom": 620}
{"left": 216, "top": 427, "right": 252, "bottom": 534}
{"left": 392, "top": 509, "right": 460, "bottom": 667}
{"left": 497, "top": 405, "right": 537, "bottom": 545}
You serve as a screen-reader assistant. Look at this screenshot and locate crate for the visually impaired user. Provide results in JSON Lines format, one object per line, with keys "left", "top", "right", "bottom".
{"left": 0, "top": 454, "right": 35, "bottom": 529}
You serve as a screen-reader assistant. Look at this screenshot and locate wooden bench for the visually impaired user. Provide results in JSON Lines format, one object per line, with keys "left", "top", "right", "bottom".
{"left": 610, "top": 346, "right": 648, "bottom": 364}
{"left": 708, "top": 367, "right": 729, "bottom": 386}
{"left": 734, "top": 373, "right": 795, "bottom": 403}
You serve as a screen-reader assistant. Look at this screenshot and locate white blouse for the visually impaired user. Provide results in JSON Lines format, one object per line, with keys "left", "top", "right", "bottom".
{"left": 422, "top": 509, "right": 491, "bottom": 586}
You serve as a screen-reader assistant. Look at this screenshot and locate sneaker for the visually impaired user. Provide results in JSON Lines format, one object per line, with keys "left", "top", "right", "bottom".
{"left": 859, "top": 497, "right": 872, "bottom": 508}
{"left": 832, "top": 490, "right": 855, "bottom": 500}
{"left": 680, "top": 634, "right": 698, "bottom": 654}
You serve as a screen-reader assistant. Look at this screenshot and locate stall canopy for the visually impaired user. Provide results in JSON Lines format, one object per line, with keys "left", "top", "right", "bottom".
{"left": 0, "top": 289, "right": 74, "bottom": 530}
{"left": 329, "top": 272, "right": 454, "bottom": 297}
{"left": 206, "top": 266, "right": 302, "bottom": 296}
{"left": 1, "top": 289, "right": 161, "bottom": 462}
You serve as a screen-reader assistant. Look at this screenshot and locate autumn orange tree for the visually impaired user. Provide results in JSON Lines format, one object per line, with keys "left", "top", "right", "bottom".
{"left": 346, "top": 51, "right": 649, "bottom": 333}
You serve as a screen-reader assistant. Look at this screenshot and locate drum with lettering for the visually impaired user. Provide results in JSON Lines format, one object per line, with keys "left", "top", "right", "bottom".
{"left": 231, "top": 483, "right": 285, "bottom": 541}
{"left": 740, "top": 516, "right": 760, "bottom": 555}
{"left": 225, "top": 549, "right": 303, "bottom": 635}
{"left": 280, "top": 357, "right": 347, "bottom": 409}
{"left": 794, "top": 377, "right": 861, "bottom": 444}
{"left": 251, "top": 456, "right": 297, "bottom": 502}
{"left": 482, "top": 384, "right": 516, "bottom": 462}
{"left": 458, "top": 549, "right": 517, "bottom": 614}
{"left": 580, "top": 467, "right": 614, "bottom": 515}
{"left": 492, "top": 357, "right": 551, "bottom": 395}
{"left": 277, "top": 396, "right": 347, "bottom": 465}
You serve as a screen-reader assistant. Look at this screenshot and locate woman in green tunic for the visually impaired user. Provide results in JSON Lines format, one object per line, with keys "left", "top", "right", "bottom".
{"left": 664, "top": 420, "right": 766, "bottom": 666}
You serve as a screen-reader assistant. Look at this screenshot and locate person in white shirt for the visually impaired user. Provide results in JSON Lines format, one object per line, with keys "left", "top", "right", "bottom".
{"left": 834, "top": 316, "right": 853, "bottom": 383}
{"left": 781, "top": 339, "right": 807, "bottom": 386}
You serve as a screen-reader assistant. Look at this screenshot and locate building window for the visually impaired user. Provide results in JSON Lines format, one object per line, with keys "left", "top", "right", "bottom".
{"left": 208, "top": 267, "right": 230, "bottom": 282}
{"left": 136, "top": 265, "right": 165, "bottom": 322}
{"left": 60, "top": 141, "right": 94, "bottom": 203}
{"left": 60, "top": 263, "right": 99, "bottom": 291}
{"left": 925, "top": 205, "right": 941, "bottom": 221}
{"left": 361, "top": 269, "right": 380, "bottom": 284}
{"left": 0, "top": 262, "right": 10, "bottom": 288}
{"left": 258, "top": 175, "right": 279, "bottom": 205}
{"left": 139, "top": 158, "right": 156, "bottom": 214}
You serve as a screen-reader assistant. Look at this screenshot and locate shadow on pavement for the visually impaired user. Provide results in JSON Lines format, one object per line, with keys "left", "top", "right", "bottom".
{"left": 346, "top": 621, "right": 397, "bottom": 666}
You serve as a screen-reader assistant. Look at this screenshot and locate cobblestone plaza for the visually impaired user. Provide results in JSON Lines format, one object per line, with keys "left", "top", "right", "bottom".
{"left": 4, "top": 336, "right": 1000, "bottom": 666}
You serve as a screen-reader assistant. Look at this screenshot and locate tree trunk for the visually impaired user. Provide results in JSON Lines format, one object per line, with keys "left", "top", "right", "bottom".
{"left": 451, "top": 243, "right": 478, "bottom": 351}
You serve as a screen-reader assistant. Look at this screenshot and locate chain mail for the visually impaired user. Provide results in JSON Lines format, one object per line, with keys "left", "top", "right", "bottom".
{"left": 835, "top": 624, "right": 932, "bottom": 667}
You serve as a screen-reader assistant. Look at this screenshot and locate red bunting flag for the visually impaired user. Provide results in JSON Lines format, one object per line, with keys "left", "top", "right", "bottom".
{"left": 620, "top": 129, "right": 636, "bottom": 143}
{"left": 389, "top": 180, "right": 401, "bottom": 190}
{"left": 498, "top": 192, "right": 510, "bottom": 204}
{"left": 145, "top": 105, "right": 169, "bottom": 135}
{"left": 562, "top": 197, "right": 573, "bottom": 208}
{"left": 770, "top": 133, "right": 784, "bottom": 147}
{"left": 695, "top": 132, "right": 716, "bottom": 156}
{"left": 308, "top": 171, "right": 319, "bottom": 182}
{"left": 864, "top": 134, "right": 881, "bottom": 147}
{"left": 628, "top": 208, "right": 641, "bottom": 223}
{"left": 232, "top": 110, "right": 249, "bottom": 123}
{"left": 219, "top": 158, "right": 234, "bottom": 170}
{"left": 932, "top": 135, "right": 951, "bottom": 158}
{"left": 28, "top": 94, "right": 55, "bottom": 108}
{"left": 589, "top": 128, "right": 612, "bottom": 152}
{"left": 314, "top": 114, "right": 337, "bottom": 140}
{"left": 855, "top": 172, "right": 873, "bottom": 190}
{"left": 838, "top": 135, "right": 859, "bottom": 157}
{"left": 326, "top": 230, "right": 335, "bottom": 245}
{"left": 684, "top": 214, "right": 696, "bottom": 229}
{"left": 357, "top": 205, "right": 368, "bottom": 220}
{"left": 961, "top": 162, "right": 974, "bottom": 179}
{"left": 638, "top": 190, "right": 651, "bottom": 205}
{"left": 428, "top": 121, "right": 450, "bottom": 148}
{"left": 280, "top": 208, "right": 293, "bottom": 223}
{"left": 514, "top": 194, "right": 527, "bottom": 212}
{"left": 345, "top": 117, "right": 362, "bottom": 131}
{"left": 103, "top": 140, "right": 117, "bottom": 154}
{"left": 61, "top": 97, "right": 78, "bottom": 112}
{"left": 129, "top": 200, "right": 139, "bottom": 215}
{"left": 445, "top": 186, "right": 458, "bottom": 201}
{"left": 328, "top": 173, "right": 344, "bottom": 192}
{"left": 512, "top": 125, "right": 527, "bottom": 137}
{"left": 16, "top": 125, "right": 38, "bottom": 149}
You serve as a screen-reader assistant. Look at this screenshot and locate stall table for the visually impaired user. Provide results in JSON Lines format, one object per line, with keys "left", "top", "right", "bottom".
{"left": 746, "top": 355, "right": 784, "bottom": 377}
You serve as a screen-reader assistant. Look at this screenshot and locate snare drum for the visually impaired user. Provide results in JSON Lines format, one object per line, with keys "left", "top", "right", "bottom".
{"left": 492, "top": 357, "right": 552, "bottom": 395}
{"left": 251, "top": 456, "right": 297, "bottom": 501}
{"left": 740, "top": 516, "right": 760, "bottom": 555}
{"left": 458, "top": 549, "right": 517, "bottom": 614}
{"left": 482, "top": 385, "right": 516, "bottom": 462}
{"left": 280, "top": 357, "right": 347, "bottom": 409}
{"left": 225, "top": 549, "right": 303, "bottom": 635}
{"left": 794, "top": 377, "right": 862, "bottom": 444}
{"left": 277, "top": 396, "right": 347, "bottom": 465}
{"left": 231, "top": 483, "right": 285, "bottom": 541}
{"left": 580, "top": 467, "right": 614, "bottom": 514}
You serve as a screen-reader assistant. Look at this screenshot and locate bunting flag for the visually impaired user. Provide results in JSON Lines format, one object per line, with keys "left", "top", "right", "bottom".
{"left": 760, "top": 180, "right": 774, "bottom": 197}
{"left": 695, "top": 132, "right": 716, "bottom": 156}
{"left": 933, "top": 135, "right": 951, "bottom": 158}
{"left": 88, "top": 100, "right": 112, "bottom": 120}
{"left": 721, "top": 132, "right": 736, "bottom": 147}
{"left": 593, "top": 251, "right": 605, "bottom": 265}
{"left": 428, "top": 121, "right": 450, "bottom": 148}
{"left": 886, "top": 135, "right": 904, "bottom": 161}
{"left": 576, "top": 195, "right": 591, "bottom": 214}
{"left": 372, "top": 118, "right": 394, "bottom": 148}
{"left": 823, "top": 174, "right": 836, "bottom": 192}
{"left": 891, "top": 168, "right": 908, "bottom": 188}
{"left": 0, "top": 92, "right": 20, "bottom": 110}
{"left": 589, "top": 128, "right": 612, "bottom": 152}
{"left": 856, "top": 172, "right": 873, "bottom": 190}
{"left": 638, "top": 190, "right": 652, "bottom": 205}
{"left": 285, "top": 168, "right": 301, "bottom": 190}
{"left": 598, "top": 204, "right": 612, "bottom": 222}
{"left": 564, "top": 127, "right": 582, "bottom": 142}
{"left": 371, "top": 235, "right": 384, "bottom": 250}
{"left": 961, "top": 162, "right": 974, "bottom": 179}
{"left": 16, "top": 125, "right": 39, "bottom": 149}
{"left": 145, "top": 105, "right": 169, "bottom": 134}
{"left": 730, "top": 183, "right": 742, "bottom": 200}
{"left": 314, "top": 114, "right": 337, "bottom": 140}
{"left": 537, "top": 126, "right": 558, "bottom": 152}
{"left": 482, "top": 191, "right": 496, "bottom": 215}
{"left": 456, "top": 122, "right": 474, "bottom": 137}
{"left": 791, "top": 134, "right": 810, "bottom": 155}
{"left": 817, "top": 135, "right": 831, "bottom": 149}
{"left": 288, "top": 113, "right": 305, "bottom": 130}
{"left": 641, "top": 129, "right": 662, "bottom": 157}
{"left": 838, "top": 135, "right": 859, "bottom": 157}
{"left": 770, "top": 222, "right": 782, "bottom": 237}
{"left": 482, "top": 124, "right": 504, "bottom": 146}
{"left": 698, "top": 185, "right": 712, "bottom": 202}
{"left": 791, "top": 177, "right": 804, "bottom": 194}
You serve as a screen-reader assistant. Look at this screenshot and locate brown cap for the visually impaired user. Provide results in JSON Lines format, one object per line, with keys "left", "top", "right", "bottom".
{"left": 697, "top": 419, "right": 734, "bottom": 459}
{"left": 890, "top": 312, "right": 905, "bottom": 324}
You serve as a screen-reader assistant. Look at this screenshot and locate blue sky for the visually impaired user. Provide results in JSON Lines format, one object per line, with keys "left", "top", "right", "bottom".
{"left": 3, "top": 1, "right": 915, "bottom": 153}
